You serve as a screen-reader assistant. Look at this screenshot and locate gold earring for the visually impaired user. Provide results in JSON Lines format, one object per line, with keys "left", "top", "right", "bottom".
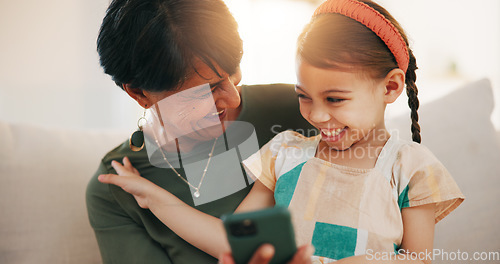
{"left": 129, "top": 107, "right": 147, "bottom": 151}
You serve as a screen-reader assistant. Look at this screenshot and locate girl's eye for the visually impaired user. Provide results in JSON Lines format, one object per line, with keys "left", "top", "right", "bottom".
{"left": 327, "top": 97, "right": 345, "bottom": 103}
{"left": 297, "top": 94, "right": 310, "bottom": 100}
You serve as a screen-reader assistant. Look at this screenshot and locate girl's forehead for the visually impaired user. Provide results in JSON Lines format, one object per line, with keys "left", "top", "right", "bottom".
{"left": 297, "top": 61, "right": 372, "bottom": 90}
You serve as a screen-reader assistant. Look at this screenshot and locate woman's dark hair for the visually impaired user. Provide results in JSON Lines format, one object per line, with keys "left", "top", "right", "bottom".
{"left": 97, "top": 0, "right": 243, "bottom": 92}
{"left": 297, "top": 0, "right": 421, "bottom": 143}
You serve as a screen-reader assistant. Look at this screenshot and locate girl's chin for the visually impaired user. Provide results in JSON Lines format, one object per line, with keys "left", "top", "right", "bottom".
{"left": 325, "top": 143, "right": 351, "bottom": 152}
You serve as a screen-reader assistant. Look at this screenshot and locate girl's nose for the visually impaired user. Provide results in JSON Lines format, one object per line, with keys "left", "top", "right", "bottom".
{"left": 309, "top": 104, "right": 331, "bottom": 124}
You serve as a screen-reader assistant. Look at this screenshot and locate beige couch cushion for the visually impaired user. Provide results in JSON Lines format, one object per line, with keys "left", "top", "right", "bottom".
{"left": 388, "top": 78, "right": 500, "bottom": 263}
{"left": 0, "top": 121, "right": 126, "bottom": 264}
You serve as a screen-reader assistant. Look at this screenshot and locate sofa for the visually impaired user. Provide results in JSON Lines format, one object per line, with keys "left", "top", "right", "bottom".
{"left": 1, "top": 79, "right": 499, "bottom": 264}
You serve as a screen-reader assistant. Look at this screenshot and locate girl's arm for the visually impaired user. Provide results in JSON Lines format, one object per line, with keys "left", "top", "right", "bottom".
{"left": 336, "top": 203, "right": 436, "bottom": 264}
{"left": 98, "top": 157, "right": 275, "bottom": 259}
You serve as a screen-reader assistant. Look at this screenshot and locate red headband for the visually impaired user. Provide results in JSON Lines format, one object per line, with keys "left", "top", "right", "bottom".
{"left": 314, "top": 0, "right": 409, "bottom": 73}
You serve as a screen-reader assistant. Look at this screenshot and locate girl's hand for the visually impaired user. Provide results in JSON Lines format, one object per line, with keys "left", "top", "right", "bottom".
{"left": 218, "top": 244, "right": 314, "bottom": 264}
{"left": 98, "top": 157, "right": 159, "bottom": 209}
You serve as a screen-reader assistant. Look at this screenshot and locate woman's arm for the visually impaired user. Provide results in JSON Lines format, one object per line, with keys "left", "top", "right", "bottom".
{"left": 98, "top": 157, "right": 275, "bottom": 258}
{"left": 87, "top": 161, "right": 174, "bottom": 264}
{"left": 336, "top": 203, "right": 436, "bottom": 264}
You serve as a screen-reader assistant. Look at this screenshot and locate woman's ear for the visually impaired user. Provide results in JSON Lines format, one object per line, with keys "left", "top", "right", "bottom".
{"left": 123, "top": 84, "right": 151, "bottom": 108}
{"left": 383, "top": 68, "right": 405, "bottom": 104}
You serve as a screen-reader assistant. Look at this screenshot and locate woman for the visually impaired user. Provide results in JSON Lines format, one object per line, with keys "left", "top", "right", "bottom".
{"left": 85, "top": 0, "right": 314, "bottom": 263}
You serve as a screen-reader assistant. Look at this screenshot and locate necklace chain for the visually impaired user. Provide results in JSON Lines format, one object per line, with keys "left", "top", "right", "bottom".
{"left": 150, "top": 128, "right": 218, "bottom": 198}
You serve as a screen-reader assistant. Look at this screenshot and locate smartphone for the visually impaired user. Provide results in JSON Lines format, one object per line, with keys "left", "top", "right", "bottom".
{"left": 221, "top": 206, "right": 297, "bottom": 264}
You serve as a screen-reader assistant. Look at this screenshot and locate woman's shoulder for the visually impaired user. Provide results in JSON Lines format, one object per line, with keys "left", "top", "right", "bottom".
{"left": 99, "top": 139, "right": 150, "bottom": 171}
{"left": 100, "top": 140, "right": 130, "bottom": 163}
{"left": 87, "top": 139, "right": 151, "bottom": 199}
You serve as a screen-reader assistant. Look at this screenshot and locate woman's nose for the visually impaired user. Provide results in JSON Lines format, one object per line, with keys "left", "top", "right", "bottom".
{"left": 309, "top": 104, "right": 331, "bottom": 123}
{"left": 213, "top": 81, "right": 241, "bottom": 110}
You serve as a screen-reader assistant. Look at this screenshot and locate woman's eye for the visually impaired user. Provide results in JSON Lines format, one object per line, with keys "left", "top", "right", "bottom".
{"left": 199, "top": 92, "right": 212, "bottom": 99}
{"left": 198, "top": 86, "right": 218, "bottom": 99}
{"left": 180, "top": 90, "right": 213, "bottom": 102}
{"left": 327, "top": 97, "right": 345, "bottom": 103}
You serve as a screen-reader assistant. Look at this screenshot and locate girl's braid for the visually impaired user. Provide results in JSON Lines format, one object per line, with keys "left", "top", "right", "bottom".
{"left": 405, "top": 48, "right": 421, "bottom": 143}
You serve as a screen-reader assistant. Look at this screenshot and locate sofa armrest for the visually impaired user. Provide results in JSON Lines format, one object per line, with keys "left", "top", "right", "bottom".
{"left": 0, "top": 120, "right": 128, "bottom": 264}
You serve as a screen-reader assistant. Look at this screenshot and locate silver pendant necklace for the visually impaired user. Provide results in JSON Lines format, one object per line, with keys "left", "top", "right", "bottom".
{"left": 150, "top": 128, "right": 218, "bottom": 198}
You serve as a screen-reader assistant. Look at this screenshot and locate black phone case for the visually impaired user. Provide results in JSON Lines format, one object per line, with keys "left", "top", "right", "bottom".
{"left": 221, "top": 206, "right": 297, "bottom": 264}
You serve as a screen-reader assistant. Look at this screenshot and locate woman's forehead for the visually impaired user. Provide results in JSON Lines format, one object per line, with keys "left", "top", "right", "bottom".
{"left": 184, "top": 60, "right": 228, "bottom": 86}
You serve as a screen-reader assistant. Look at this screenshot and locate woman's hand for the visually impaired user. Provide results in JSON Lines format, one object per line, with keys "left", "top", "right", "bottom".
{"left": 218, "top": 244, "right": 314, "bottom": 264}
{"left": 98, "top": 157, "right": 160, "bottom": 209}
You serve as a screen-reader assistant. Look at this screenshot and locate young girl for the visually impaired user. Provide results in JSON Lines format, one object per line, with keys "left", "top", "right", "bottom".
{"left": 99, "top": 0, "right": 464, "bottom": 263}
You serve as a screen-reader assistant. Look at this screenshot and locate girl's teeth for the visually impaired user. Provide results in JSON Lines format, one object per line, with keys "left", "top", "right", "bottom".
{"left": 322, "top": 128, "right": 343, "bottom": 137}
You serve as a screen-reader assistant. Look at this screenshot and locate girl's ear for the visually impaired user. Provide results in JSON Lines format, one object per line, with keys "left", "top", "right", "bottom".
{"left": 123, "top": 84, "right": 152, "bottom": 108}
{"left": 383, "top": 68, "right": 405, "bottom": 104}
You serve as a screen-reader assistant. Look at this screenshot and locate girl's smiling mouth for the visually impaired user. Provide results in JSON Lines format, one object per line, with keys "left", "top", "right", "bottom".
{"left": 320, "top": 127, "right": 347, "bottom": 141}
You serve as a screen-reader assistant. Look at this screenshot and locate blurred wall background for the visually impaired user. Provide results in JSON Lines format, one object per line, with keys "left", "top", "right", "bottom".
{"left": 1, "top": 0, "right": 498, "bottom": 131}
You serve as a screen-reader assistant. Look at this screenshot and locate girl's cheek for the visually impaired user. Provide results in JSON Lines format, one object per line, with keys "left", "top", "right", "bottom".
{"left": 299, "top": 104, "right": 311, "bottom": 121}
